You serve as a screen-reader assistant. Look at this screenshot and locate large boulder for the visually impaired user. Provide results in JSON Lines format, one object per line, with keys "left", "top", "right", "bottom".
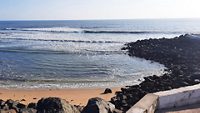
{"left": 81, "top": 97, "right": 115, "bottom": 113}
{"left": 36, "top": 97, "right": 80, "bottom": 113}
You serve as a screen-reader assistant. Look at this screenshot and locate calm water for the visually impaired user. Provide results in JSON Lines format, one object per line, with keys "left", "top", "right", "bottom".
{"left": 1, "top": 19, "right": 200, "bottom": 88}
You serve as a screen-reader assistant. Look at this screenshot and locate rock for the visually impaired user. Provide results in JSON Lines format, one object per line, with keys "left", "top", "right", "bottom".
{"left": 110, "top": 97, "right": 117, "bottom": 103}
{"left": 0, "top": 109, "right": 17, "bottom": 113}
{"left": 194, "top": 79, "right": 200, "bottom": 83}
{"left": 1, "top": 103, "right": 9, "bottom": 110}
{"left": 19, "top": 108, "right": 37, "bottom": 113}
{"left": 113, "top": 109, "right": 122, "bottom": 113}
{"left": 17, "top": 103, "right": 26, "bottom": 109}
{"left": 5, "top": 99, "right": 15, "bottom": 109}
{"left": 81, "top": 97, "right": 115, "bottom": 113}
{"left": 5, "top": 99, "right": 20, "bottom": 112}
{"left": 0, "top": 99, "right": 5, "bottom": 108}
{"left": 27, "top": 103, "right": 37, "bottom": 109}
{"left": 37, "top": 97, "right": 80, "bottom": 113}
{"left": 74, "top": 105, "right": 84, "bottom": 112}
{"left": 21, "top": 99, "right": 26, "bottom": 102}
{"left": 103, "top": 88, "right": 112, "bottom": 94}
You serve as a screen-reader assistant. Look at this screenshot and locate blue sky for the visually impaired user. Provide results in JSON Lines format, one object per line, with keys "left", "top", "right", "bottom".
{"left": 0, "top": 0, "right": 200, "bottom": 20}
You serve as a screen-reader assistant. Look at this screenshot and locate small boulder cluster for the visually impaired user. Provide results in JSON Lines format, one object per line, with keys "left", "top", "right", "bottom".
{"left": 0, "top": 97, "right": 84, "bottom": 113}
{"left": 0, "top": 89, "right": 121, "bottom": 113}
{"left": 0, "top": 99, "right": 36, "bottom": 113}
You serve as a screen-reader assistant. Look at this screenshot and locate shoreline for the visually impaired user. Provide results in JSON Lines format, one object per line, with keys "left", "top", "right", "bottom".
{"left": 0, "top": 87, "right": 121, "bottom": 106}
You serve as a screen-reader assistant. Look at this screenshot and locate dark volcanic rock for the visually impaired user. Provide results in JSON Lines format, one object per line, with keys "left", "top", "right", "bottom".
{"left": 5, "top": 99, "right": 16, "bottom": 109}
{"left": 0, "top": 109, "right": 17, "bottom": 113}
{"left": 17, "top": 103, "right": 26, "bottom": 109}
{"left": 37, "top": 97, "right": 80, "bottom": 113}
{"left": 74, "top": 105, "right": 84, "bottom": 112}
{"left": 27, "top": 103, "right": 37, "bottom": 109}
{"left": 19, "top": 108, "right": 37, "bottom": 113}
{"left": 0, "top": 99, "right": 5, "bottom": 109}
{"left": 81, "top": 97, "right": 116, "bottom": 113}
{"left": 103, "top": 88, "right": 112, "bottom": 94}
{"left": 3, "top": 99, "right": 27, "bottom": 112}
{"left": 0, "top": 99, "right": 30, "bottom": 113}
{"left": 111, "top": 34, "right": 200, "bottom": 112}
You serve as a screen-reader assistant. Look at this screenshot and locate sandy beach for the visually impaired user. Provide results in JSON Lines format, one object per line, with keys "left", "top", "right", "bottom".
{"left": 0, "top": 87, "right": 120, "bottom": 106}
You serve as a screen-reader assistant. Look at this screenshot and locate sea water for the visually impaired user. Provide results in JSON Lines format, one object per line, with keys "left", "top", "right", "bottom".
{"left": 0, "top": 19, "right": 200, "bottom": 88}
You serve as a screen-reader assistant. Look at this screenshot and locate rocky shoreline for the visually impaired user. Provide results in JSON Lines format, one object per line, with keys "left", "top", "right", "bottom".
{"left": 111, "top": 34, "right": 200, "bottom": 112}
{"left": 1, "top": 34, "right": 200, "bottom": 113}
{"left": 0, "top": 94, "right": 120, "bottom": 113}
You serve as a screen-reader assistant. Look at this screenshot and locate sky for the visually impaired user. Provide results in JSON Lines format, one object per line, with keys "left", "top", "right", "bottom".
{"left": 0, "top": 0, "right": 200, "bottom": 20}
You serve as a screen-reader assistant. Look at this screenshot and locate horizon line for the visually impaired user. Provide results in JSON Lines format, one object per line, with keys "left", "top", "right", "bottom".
{"left": 1, "top": 17, "right": 200, "bottom": 21}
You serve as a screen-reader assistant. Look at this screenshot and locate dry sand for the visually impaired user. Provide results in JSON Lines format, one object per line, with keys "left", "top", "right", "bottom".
{"left": 0, "top": 87, "right": 120, "bottom": 106}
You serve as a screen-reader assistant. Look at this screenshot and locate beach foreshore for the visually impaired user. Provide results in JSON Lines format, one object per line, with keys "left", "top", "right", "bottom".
{"left": 0, "top": 87, "right": 120, "bottom": 105}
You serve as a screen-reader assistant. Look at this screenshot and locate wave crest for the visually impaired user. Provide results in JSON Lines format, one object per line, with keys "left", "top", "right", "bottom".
{"left": 0, "top": 37, "right": 121, "bottom": 44}
{"left": 2, "top": 27, "right": 181, "bottom": 34}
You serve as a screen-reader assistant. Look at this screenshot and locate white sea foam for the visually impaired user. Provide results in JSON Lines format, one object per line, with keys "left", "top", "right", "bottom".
{"left": 0, "top": 26, "right": 179, "bottom": 54}
{"left": 20, "top": 27, "right": 83, "bottom": 33}
{"left": 4, "top": 27, "right": 184, "bottom": 34}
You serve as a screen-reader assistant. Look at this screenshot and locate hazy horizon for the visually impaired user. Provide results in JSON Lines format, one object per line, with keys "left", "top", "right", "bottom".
{"left": 1, "top": 0, "right": 200, "bottom": 20}
{"left": 1, "top": 18, "right": 200, "bottom": 21}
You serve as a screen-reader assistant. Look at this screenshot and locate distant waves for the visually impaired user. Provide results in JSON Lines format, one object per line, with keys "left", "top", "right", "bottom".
{"left": 0, "top": 37, "right": 121, "bottom": 44}
{"left": 1, "top": 27, "right": 182, "bottom": 34}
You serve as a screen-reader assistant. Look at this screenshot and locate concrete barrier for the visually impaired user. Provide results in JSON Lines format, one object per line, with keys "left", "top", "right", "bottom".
{"left": 126, "top": 94, "right": 159, "bottom": 113}
{"left": 126, "top": 83, "right": 200, "bottom": 113}
{"left": 155, "top": 83, "right": 200, "bottom": 109}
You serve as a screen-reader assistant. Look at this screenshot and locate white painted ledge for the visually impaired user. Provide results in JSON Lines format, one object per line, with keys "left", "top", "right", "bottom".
{"left": 126, "top": 83, "right": 200, "bottom": 113}
{"left": 155, "top": 83, "right": 200, "bottom": 109}
{"left": 126, "top": 93, "right": 158, "bottom": 113}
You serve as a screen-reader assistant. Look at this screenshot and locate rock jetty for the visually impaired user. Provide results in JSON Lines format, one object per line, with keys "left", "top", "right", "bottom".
{"left": 111, "top": 34, "right": 200, "bottom": 112}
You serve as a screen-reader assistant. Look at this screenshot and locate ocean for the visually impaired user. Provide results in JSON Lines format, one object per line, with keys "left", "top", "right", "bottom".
{"left": 0, "top": 19, "right": 200, "bottom": 88}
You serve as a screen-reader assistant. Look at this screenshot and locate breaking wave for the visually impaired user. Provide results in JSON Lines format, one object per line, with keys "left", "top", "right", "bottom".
{"left": 2, "top": 27, "right": 182, "bottom": 34}
{"left": 0, "top": 37, "right": 121, "bottom": 44}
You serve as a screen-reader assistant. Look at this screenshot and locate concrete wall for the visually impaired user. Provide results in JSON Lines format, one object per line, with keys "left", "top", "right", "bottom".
{"left": 126, "top": 94, "right": 158, "bottom": 113}
{"left": 155, "top": 83, "right": 200, "bottom": 109}
{"left": 126, "top": 83, "right": 200, "bottom": 113}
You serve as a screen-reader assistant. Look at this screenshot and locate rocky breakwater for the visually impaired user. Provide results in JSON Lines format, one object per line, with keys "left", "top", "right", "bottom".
{"left": 111, "top": 34, "right": 200, "bottom": 112}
